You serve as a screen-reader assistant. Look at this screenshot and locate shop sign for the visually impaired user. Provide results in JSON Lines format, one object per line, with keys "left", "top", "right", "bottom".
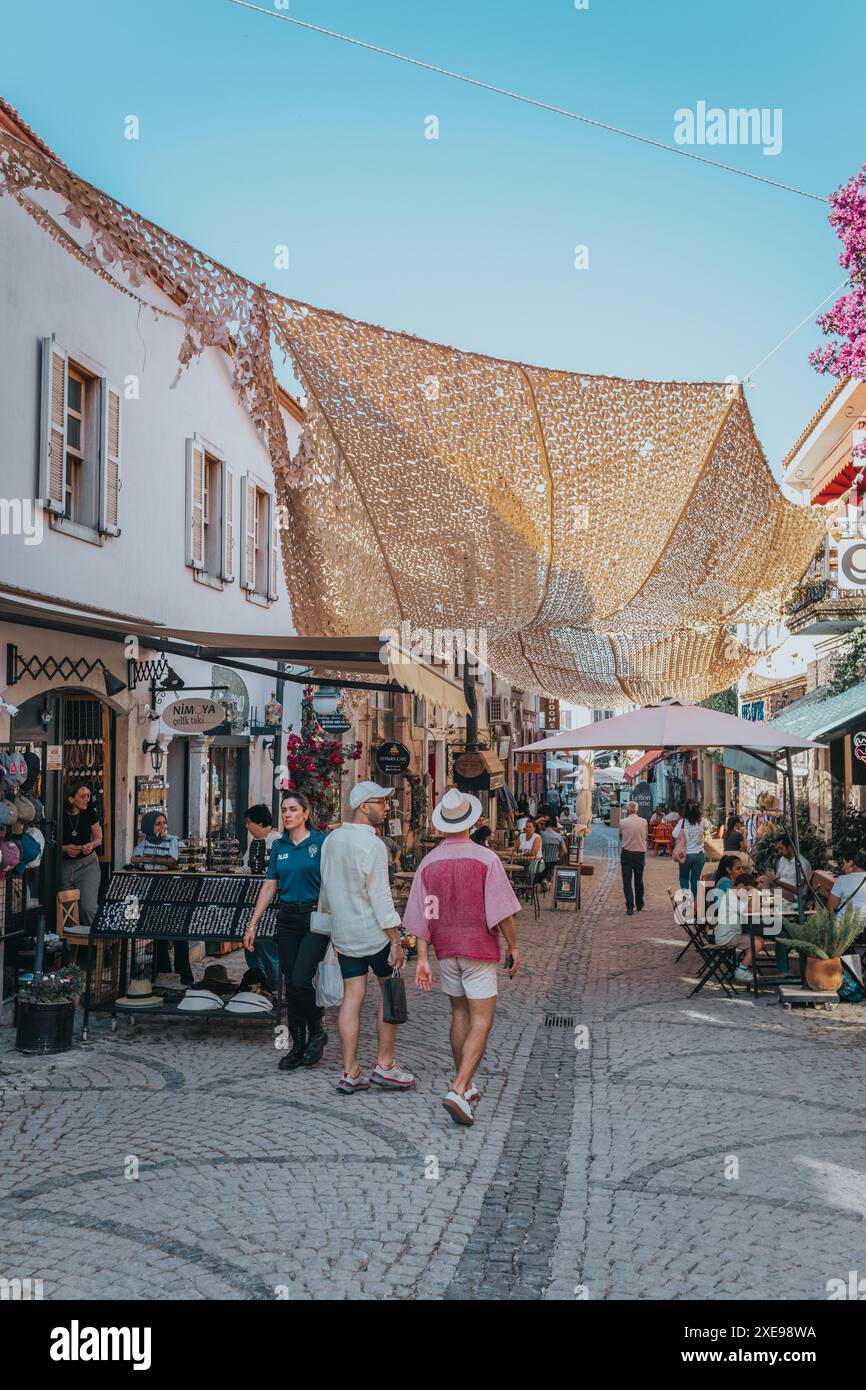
{"left": 851, "top": 732, "right": 866, "bottom": 786}
{"left": 453, "top": 751, "right": 485, "bottom": 780}
{"left": 388, "top": 817, "right": 402, "bottom": 837}
{"left": 375, "top": 741, "right": 411, "bottom": 775}
{"left": 318, "top": 710, "right": 351, "bottom": 734}
{"left": 741, "top": 699, "right": 765, "bottom": 722}
{"left": 162, "top": 698, "right": 225, "bottom": 734}
{"left": 516, "top": 760, "right": 544, "bottom": 774}
{"left": 540, "top": 697, "right": 560, "bottom": 730}
{"left": 631, "top": 780, "right": 654, "bottom": 820}
{"left": 46, "top": 745, "right": 63, "bottom": 771}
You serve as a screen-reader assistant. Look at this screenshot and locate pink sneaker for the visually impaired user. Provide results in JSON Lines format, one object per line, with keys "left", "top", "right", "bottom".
{"left": 369, "top": 1061, "right": 415, "bottom": 1090}
{"left": 337, "top": 1069, "right": 371, "bottom": 1094}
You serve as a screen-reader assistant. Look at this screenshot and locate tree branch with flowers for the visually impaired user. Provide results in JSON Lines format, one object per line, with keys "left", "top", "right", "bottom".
{"left": 811, "top": 166, "right": 866, "bottom": 437}
{"left": 279, "top": 687, "right": 362, "bottom": 829}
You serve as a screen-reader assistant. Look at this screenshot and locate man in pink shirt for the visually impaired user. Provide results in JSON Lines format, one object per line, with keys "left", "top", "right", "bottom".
{"left": 403, "top": 788, "right": 521, "bottom": 1127}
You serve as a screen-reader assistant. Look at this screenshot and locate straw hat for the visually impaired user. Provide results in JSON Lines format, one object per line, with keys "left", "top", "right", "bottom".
{"left": 116, "top": 978, "right": 163, "bottom": 1009}
{"left": 431, "top": 787, "right": 483, "bottom": 834}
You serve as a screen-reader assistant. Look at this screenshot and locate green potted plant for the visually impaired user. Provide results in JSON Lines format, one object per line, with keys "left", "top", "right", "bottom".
{"left": 780, "top": 904, "right": 863, "bottom": 992}
{"left": 15, "top": 964, "right": 85, "bottom": 1055}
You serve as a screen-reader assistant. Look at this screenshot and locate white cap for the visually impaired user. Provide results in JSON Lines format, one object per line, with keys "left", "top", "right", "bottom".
{"left": 348, "top": 780, "right": 393, "bottom": 810}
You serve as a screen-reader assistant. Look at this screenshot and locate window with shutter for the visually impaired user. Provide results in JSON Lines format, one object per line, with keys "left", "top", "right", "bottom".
{"left": 39, "top": 337, "right": 68, "bottom": 514}
{"left": 241, "top": 474, "right": 257, "bottom": 590}
{"left": 99, "top": 380, "right": 121, "bottom": 536}
{"left": 185, "top": 438, "right": 206, "bottom": 570}
{"left": 268, "top": 490, "right": 279, "bottom": 601}
{"left": 220, "top": 462, "right": 235, "bottom": 582}
{"left": 239, "top": 472, "right": 278, "bottom": 603}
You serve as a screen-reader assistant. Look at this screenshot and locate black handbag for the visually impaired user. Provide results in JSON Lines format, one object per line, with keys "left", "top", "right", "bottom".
{"left": 382, "top": 968, "right": 408, "bottom": 1025}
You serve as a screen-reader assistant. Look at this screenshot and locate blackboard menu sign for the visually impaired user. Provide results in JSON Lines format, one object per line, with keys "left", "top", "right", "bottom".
{"left": 554, "top": 868, "right": 579, "bottom": 904}
{"left": 93, "top": 873, "right": 277, "bottom": 939}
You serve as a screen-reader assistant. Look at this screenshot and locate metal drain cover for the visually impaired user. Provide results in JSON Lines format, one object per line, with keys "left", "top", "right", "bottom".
{"left": 544, "top": 1013, "right": 575, "bottom": 1028}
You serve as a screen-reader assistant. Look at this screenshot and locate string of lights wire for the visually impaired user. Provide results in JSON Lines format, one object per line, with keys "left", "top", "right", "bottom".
{"left": 227, "top": 0, "right": 826, "bottom": 203}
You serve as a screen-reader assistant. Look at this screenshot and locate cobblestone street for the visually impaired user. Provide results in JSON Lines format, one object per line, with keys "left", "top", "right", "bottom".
{"left": 2, "top": 825, "right": 866, "bottom": 1301}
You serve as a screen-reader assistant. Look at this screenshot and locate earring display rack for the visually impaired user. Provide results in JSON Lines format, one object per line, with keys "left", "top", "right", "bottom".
{"left": 135, "top": 776, "right": 168, "bottom": 824}
{"left": 84, "top": 870, "right": 279, "bottom": 1032}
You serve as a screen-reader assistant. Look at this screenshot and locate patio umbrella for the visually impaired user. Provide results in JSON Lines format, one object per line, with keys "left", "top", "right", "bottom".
{"left": 591, "top": 765, "right": 624, "bottom": 784}
{"left": 516, "top": 698, "right": 826, "bottom": 921}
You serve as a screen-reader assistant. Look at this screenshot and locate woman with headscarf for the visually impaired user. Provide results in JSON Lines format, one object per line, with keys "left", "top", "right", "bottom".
{"left": 131, "top": 811, "right": 181, "bottom": 869}
{"left": 131, "top": 811, "right": 191, "bottom": 986}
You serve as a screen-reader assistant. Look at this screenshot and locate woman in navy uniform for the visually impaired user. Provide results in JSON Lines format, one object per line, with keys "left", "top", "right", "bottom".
{"left": 244, "top": 793, "right": 329, "bottom": 1069}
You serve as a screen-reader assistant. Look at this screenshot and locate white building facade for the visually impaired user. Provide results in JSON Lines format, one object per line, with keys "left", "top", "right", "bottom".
{"left": 0, "top": 104, "right": 304, "bottom": 1005}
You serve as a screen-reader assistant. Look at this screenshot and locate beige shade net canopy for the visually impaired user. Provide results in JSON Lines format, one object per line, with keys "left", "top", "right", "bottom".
{"left": 0, "top": 126, "right": 826, "bottom": 705}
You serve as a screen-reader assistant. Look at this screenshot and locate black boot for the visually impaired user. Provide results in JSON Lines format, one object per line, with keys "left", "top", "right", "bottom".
{"left": 302, "top": 1019, "right": 328, "bottom": 1067}
{"left": 278, "top": 1021, "right": 307, "bottom": 1071}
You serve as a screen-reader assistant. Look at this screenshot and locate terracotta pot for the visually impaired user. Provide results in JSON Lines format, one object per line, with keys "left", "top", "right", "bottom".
{"left": 805, "top": 957, "right": 843, "bottom": 992}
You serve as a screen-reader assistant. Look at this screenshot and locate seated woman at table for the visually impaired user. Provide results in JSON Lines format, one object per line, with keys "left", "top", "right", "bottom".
{"left": 723, "top": 814, "right": 747, "bottom": 854}
{"left": 713, "top": 864, "right": 762, "bottom": 982}
{"left": 517, "top": 819, "right": 542, "bottom": 861}
{"left": 470, "top": 822, "right": 493, "bottom": 847}
{"left": 131, "top": 811, "right": 182, "bottom": 870}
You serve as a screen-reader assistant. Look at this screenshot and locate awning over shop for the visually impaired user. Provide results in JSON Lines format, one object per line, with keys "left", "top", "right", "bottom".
{"left": 624, "top": 749, "right": 663, "bottom": 782}
{"left": 720, "top": 748, "right": 778, "bottom": 784}
{"left": 769, "top": 678, "right": 866, "bottom": 741}
{"left": 0, "top": 587, "right": 468, "bottom": 717}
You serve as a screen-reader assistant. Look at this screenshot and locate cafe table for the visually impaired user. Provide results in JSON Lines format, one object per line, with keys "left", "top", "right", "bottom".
{"left": 741, "top": 898, "right": 813, "bottom": 998}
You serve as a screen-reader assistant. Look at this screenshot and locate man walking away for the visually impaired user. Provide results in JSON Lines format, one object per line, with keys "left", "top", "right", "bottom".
{"left": 312, "top": 782, "right": 414, "bottom": 1095}
{"left": 619, "top": 800, "right": 647, "bottom": 916}
{"left": 403, "top": 788, "right": 521, "bottom": 1127}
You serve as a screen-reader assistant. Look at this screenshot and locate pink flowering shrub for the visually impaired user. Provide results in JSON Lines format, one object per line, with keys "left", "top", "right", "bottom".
{"left": 811, "top": 165, "right": 866, "bottom": 386}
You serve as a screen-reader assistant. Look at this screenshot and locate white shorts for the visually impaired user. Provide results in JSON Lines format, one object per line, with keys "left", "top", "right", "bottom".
{"left": 439, "top": 956, "right": 498, "bottom": 1000}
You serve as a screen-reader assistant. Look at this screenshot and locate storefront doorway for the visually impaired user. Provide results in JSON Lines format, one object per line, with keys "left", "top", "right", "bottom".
{"left": 3, "top": 687, "right": 117, "bottom": 1002}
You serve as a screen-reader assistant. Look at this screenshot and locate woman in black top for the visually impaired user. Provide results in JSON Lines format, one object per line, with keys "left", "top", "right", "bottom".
{"left": 723, "top": 815, "right": 746, "bottom": 854}
{"left": 60, "top": 779, "right": 102, "bottom": 924}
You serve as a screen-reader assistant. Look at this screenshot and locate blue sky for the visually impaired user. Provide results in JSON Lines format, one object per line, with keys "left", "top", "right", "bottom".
{"left": 3, "top": 0, "right": 862, "bottom": 470}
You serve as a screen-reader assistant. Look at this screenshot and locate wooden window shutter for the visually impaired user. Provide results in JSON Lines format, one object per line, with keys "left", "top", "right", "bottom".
{"left": 240, "top": 473, "right": 257, "bottom": 590}
{"left": 220, "top": 461, "right": 235, "bottom": 582}
{"left": 98, "top": 379, "right": 122, "bottom": 535}
{"left": 267, "top": 489, "right": 279, "bottom": 601}
{"left": 39, "top": 337, "right": 67, "bottom": 513}
{"left": 185, "top": 438, "right": 206, "bottom": 570}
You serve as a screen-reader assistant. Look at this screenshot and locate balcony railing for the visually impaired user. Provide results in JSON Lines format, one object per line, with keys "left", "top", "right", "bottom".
{"left": 785, "top": 579, "right": 829, "bottom": 615}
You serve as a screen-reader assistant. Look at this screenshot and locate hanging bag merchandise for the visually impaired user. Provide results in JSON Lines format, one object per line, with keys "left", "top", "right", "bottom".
{"left": 382, "top": 966, "right": 408, "bottom": 1025}
{"left": 314, "top": 943, "right": 344, "bottom": 1009}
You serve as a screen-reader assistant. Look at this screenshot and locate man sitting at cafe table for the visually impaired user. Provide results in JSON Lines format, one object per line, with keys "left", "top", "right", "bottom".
{"left": 757, "top": 834, "right": 812, "bottom": 904}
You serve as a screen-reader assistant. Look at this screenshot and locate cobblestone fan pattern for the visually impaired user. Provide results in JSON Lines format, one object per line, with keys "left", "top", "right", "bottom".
{"left": 2, "top": 828, "right": 866, "bottom": 1300}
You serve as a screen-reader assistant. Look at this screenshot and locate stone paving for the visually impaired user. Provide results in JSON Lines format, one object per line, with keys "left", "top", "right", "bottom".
{"left": 2, "top": 825, "right": 866, "bottom": 1300}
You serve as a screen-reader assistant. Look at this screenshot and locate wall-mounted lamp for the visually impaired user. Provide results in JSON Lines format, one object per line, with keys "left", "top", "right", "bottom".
{"left": 262, "top": 737, "right": 278, "bottom": 765}
{"left": 142, "top": 738, "right": 167, "bottom": 774}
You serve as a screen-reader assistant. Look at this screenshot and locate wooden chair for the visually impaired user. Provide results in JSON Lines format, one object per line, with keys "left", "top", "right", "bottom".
{"left": 56, "top": 888, "right": 120, "bottom": 995}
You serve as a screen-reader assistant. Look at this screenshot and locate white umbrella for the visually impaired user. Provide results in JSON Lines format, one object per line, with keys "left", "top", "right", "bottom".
{"left": 515, "top": 697, "right": 822, "bottom": 756}
{"left": 591, "top": 765, "right": 624, "bottom": 784}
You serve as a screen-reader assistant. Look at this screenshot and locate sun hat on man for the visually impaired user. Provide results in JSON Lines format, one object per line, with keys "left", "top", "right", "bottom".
{"left": 348, "top": 781, "right": 393, "bottom": 811}
{"left": 431, "top": 787, "right": 483, "bottom": 835}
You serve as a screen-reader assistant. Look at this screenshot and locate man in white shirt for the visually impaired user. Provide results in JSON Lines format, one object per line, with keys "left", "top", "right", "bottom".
{"left": 313, "top": 781, "right": 414, "bottom": 1095}
{"left": 758, "top": 836, "right": 811, "bottom": 903}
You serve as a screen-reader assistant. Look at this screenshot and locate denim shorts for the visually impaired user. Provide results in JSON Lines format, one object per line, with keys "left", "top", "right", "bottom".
{"left": 337, "top": 942, "right": 392, "bottom": 980}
